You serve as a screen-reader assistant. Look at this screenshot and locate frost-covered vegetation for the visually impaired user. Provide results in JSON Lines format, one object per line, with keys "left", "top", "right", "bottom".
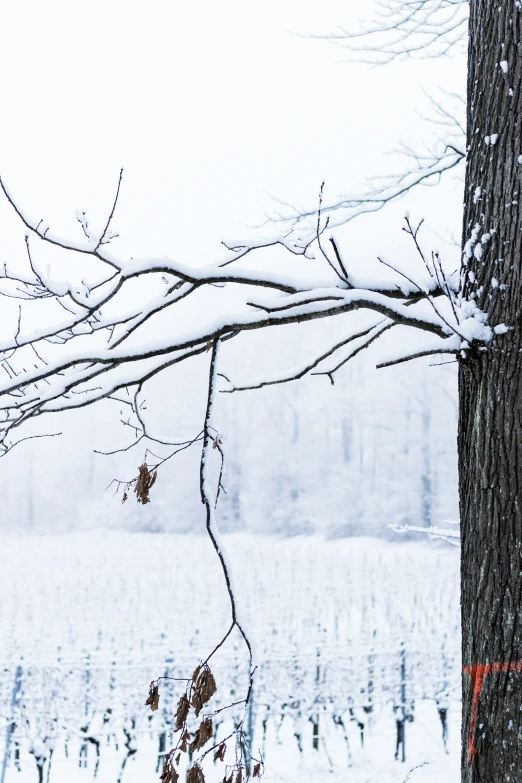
{"left": 0, "top": 532, "right": 459, "bottom": 782}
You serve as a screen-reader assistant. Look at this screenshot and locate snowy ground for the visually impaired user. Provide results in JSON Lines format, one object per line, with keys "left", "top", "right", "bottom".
{"left": 0, "top": 532, "right": 460, "bottom": 782}
{"left": 4, "top": 705, "right": 460, "bottom": 783}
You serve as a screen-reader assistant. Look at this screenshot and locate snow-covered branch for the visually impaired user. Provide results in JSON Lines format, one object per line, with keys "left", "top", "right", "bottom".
{"left": 0, "top": 179, "right": 502, "bottom": 455}
{"left": 390, "top": 521, "right": 460, "bottom": 547}
{"left": 311, "top": 0, "right": 468, "bottom": 65}
{"left": 270, "top": 92, "right": 465, "bottom": 232}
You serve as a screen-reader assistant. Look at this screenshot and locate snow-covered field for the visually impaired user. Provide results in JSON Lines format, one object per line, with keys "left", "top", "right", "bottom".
{"left": 0, "top": 532, "right": 460, "bottom": 782}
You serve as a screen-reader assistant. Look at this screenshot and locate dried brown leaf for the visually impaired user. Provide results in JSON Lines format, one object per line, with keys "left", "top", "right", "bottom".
{"left": 175, "top": 694, "right": 190, "bottom": 731}
{"left": 213, "top": 743, "right": 226, "bottom": 762}
{"left": 121, "top": 491, "right": 128, "bottom": 504}
{"left": 145, "top": 683, "right": 160, "bottom": 712}
{"left": 160, "top": 752, "right": 179, "bottom": 783}
{"left": 189, "top": 717, "right": 213, "bottom": 753}
{"left": 252, "top": 764, "right": 261, "bottom": 778}
{"left": 186, "top": 763, "right": 205, "bottom": 783}
{"left": 191, "top": 665, "right": 217, "bottom": 717}
{"left": 134, "top": 464, "right": 158, "bottom": 505}
{"left": 180, "top": 730, "right": 191, "bottom": 753}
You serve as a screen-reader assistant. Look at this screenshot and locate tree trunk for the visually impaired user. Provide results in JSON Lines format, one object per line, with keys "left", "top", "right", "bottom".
{"left": 460, "top": 2, "right": 522, "bottom": 780}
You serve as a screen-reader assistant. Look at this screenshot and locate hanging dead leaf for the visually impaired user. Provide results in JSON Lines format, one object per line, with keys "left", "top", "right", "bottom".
{"left": 121, "top": 491, "right": 128, "bottom": 504}
{"left": 175, "top": 693, "right": 190, "bottom": 731}
{"left": 190, "top": 717, "right": 213, "bottom": 753}
{"left": 180, "top": 730, "right": 191, "bottom": 753}
{"left": 160, "top": 752, "right": 179, "bottom": 783}
{"left": 160, "top": 769, "right": 178, "bottom": 783}
{"left": 160, "top": 762, "right": 179, "bottom": 783}
{"left": 252, "top": 764, "right": 262, "bottom": 778}
{"left": 145, "top": 683, "right": 160, "bottom": 712}
{"left": 186, "top": 763, "right": 205, "bottom": 783}
{"left": 175, "top": 753, "right": 181, "bottom": 766}
{"left": 191, "top": 665, "right": 217, "bottom": 716}
{"left": 134, "top": 463, "right": 158, "bottom": 505}
{"left": 213, "top": 742, "right": 226, "bottom": 762}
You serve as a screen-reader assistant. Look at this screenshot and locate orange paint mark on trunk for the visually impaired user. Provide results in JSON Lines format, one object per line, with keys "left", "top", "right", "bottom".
{"left": 463, "top": 661, "right": 522, "bottom": 766}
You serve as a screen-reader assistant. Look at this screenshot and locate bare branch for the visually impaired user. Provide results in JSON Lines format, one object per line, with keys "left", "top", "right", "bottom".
{"left": 269, "top": 143, "right": 464, "bottom": 232}
{"left": 95, "top": 168, "right": 123, "bottom": 250}
{"left": 377, "top": 345, "right": 459, "bottom": 368}
{"left": 0, "top": 430, "right": 62, "bottom": 458}
{"left": 307, "top": 0, "right": 468, "bottom": 65}
{"left": 222, "top": 319, "right": 393, "bottom": 392}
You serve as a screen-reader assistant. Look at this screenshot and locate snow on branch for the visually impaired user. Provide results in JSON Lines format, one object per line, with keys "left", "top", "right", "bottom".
{"left": 310, "top": 0, "right": 468, "bottom": 65}
{"left": 270, "top": 134, "right": 465, "bottom": 233}
{"left": 0, "top": 177, "right": 502, "bottom": 455}
{"left": 267, "top": 83, "right": 465, "bottom": 233}
{"left": 390, "top": 521, "right": 460, "bottom": 547}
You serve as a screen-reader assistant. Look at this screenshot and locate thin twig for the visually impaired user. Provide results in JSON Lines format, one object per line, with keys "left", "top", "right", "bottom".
{"left": 95, "top": 168, "right": 124, "bottom": 250}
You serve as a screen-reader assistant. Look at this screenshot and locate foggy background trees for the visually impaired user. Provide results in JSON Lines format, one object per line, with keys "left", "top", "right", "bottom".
{"left": 0, "top": 337, "right": 458, "bottom": 538}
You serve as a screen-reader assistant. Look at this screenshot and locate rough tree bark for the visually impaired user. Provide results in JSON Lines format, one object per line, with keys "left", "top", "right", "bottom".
{"left": 460, "top": 1, "right": 522, "bottom": 780}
